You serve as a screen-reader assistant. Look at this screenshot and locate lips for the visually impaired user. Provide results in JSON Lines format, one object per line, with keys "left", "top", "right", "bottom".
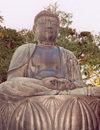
{"left": 45, "top": 30, "right": 53, "bottom": 33}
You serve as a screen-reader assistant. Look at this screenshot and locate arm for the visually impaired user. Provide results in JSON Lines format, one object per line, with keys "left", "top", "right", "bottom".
{"left": 7, "top": 44, "right": 35, "bottom": 81}
{"left": 7, "top": 64, "right": 28, "bottom": 81}
{"left": 61, "top": 48, "right": 87, "bottom": 90}
{"left": 42, "top": 48, "right": 87, "bottom": 91}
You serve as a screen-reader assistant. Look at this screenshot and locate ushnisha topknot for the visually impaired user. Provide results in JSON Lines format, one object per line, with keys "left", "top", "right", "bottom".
{"left": 34, "top": 10, "right": 59, "bottom": 26}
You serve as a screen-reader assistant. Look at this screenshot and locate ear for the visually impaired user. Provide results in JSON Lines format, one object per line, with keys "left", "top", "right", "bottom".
{"left": 56, "top": 27, "right": 59, "bottom": 38}
{"left": 33, "top": 25, "right": 36, "bottom": 33}
{"left": 57, "top": 27, "right": 59, "bottom": 34}
{"left": 33, "top": 25, "right": 38, "bottom": 42}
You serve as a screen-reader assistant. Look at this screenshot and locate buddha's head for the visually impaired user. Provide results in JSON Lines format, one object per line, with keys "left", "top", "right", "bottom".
{"left": 33, "top": 10, "right": 59, "bottom": 45}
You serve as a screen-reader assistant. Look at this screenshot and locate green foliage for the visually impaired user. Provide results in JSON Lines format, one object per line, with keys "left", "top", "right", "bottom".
{"left": 0, "top": 23, "right": 35, "bottom": 82}
{"left": 57, "top": 27, "right": 100, "bottom": 86}
{"left": 18, "top": 29, "right": 34, "bottom": 43}
{"left": 0, "top": 26, "right": 26, "bottom": 82}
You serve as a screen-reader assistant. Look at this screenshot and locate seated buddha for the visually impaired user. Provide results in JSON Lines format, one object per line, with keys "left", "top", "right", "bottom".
{"left": 0, "top": 10, "right": 99, "bottom": 100}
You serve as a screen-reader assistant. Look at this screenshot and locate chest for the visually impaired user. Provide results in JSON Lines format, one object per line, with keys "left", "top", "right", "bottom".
{"left": 31, "top": 46, "right": 61, "bottom": 70}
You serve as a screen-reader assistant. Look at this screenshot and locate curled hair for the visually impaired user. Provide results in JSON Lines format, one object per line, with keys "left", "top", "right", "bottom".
{"left": 34, "top": 10, "right": 59, "bottom": 26}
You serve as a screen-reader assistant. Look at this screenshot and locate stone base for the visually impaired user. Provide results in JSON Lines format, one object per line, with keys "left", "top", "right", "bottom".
{"left": 0, "top": 95, "right": 100, "bottom": 130}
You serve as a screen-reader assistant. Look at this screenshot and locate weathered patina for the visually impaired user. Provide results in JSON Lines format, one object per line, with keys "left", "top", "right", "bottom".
{"left": 0, "top": 10, "right": 99, "bottom": 130}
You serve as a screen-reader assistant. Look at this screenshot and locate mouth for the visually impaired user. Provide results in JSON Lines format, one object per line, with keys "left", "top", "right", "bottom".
{"left": 46, "top": 30, "right": 53, "bottom": 34}
{"left": 46, "top": 28, "right": 53, "bottom": 32}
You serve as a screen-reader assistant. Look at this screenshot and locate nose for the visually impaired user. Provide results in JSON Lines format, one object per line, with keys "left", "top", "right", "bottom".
{"left": 48, "top": 22, "right": 51, "bottom": 28}
{"left": 47, "top": 23, "right": 53, "bottom": 30}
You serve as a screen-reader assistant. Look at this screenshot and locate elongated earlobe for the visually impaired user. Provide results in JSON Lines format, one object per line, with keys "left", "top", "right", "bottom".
{"left": 33, "top": 25, "right": 36, "bottom": 33}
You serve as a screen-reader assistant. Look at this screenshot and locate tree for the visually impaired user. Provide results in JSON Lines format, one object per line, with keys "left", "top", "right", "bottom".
{"left": 18, "top": 29, "right": 34, "bottom": 43}
{"left": 0, "top": 25, "right": 26, "bottom": 82}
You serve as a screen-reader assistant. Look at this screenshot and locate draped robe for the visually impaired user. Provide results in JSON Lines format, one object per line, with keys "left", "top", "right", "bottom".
{"left": 0, "top": 43, "right": 96, "bottom": 100}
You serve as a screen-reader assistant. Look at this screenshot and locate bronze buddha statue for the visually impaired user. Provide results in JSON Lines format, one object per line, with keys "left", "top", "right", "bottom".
{"left": 0, "top": 10, "right": 99, "bottom": 98}
{"left": 0, "top": 10, "right": 99, "bottom": 130}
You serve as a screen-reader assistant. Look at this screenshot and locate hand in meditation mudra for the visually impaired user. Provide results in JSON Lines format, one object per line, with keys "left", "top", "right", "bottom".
{"left": 0, "top": 10, "right": 99, "bottom": 100}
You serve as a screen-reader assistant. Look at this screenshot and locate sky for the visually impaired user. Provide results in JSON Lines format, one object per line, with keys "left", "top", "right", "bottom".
{"left": 0, "top": 0, "right": 100, "bottom": 34}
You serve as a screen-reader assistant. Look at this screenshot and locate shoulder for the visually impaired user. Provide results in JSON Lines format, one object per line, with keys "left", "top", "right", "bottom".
{"left": 14, "top": 43, "right": 36, "bottom": 54}
{"left": 59, "top": 46, "right": 78, "bottom": 65}
{"left": 8, "top": 43, "right": 36, "bottom": 72}
{"left": 59, "top": 46, "right": 76, "bottom": 59}
{"left": 12, "top": 43, "right": 36, "bottom": 61}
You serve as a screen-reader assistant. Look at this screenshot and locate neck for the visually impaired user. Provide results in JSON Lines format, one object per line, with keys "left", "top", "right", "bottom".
{"left": 38, "top": 41, "right": 55, "bottom": 46}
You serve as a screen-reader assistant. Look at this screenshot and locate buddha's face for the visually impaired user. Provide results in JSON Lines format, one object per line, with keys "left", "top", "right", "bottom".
{"left": 34, "top": 16, "right": 59, "bottom": 44}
